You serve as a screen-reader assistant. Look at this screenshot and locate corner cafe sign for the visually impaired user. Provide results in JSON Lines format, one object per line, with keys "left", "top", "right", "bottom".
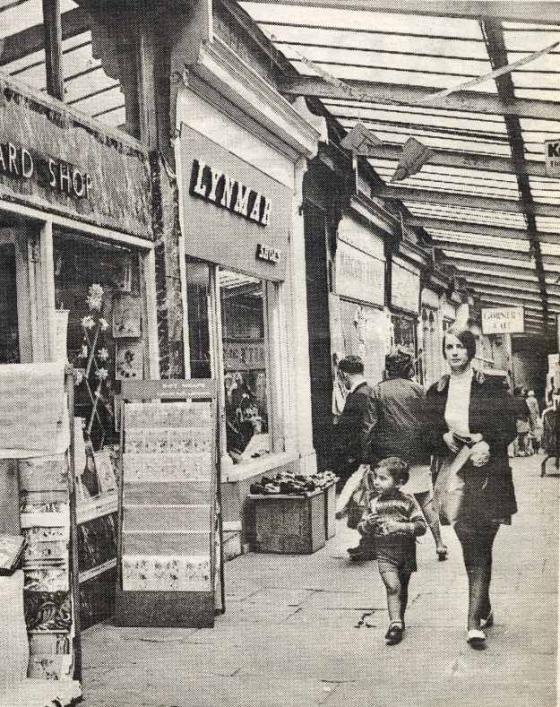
{"left": 481, "top": 306, "right": 524, "bottom": 335}
{"left": 0, "top": 140, "right": 92, "bottom": 198}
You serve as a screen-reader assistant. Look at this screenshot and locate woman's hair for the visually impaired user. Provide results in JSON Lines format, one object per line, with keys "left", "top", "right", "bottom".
{"left": 376, "top": 456, "right": 410, "bottom": 485}
{"left": 442, "top": 326, "right": 476, "bottom": 362}
{"left": 338, "top": 355, "right": 364, "bottom": 375}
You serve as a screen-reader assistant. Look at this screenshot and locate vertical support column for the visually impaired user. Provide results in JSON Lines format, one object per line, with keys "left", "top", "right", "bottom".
{"left": 42, "top": 0, "right": 64, "bottom": 101}
{"left": 144, "top": 248, "right": 160, "bottom": 379}
{"left": 40, "top": 219, "right": 56, "bottom": 362}
{"left": 289, "top": 157, "right": 317, "bottom": 475}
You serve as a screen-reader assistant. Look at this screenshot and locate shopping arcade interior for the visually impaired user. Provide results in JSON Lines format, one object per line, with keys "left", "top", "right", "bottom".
{"left": 1, "top": 0, "right": 560, "bottom": 338}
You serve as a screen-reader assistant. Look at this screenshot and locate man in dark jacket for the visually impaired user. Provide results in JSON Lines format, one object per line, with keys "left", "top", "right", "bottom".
{"left": 330, "top": 356, "right": 377, "bottom": 560}
{"left": 331, "top": 355, "right": 376, "bottom": 486}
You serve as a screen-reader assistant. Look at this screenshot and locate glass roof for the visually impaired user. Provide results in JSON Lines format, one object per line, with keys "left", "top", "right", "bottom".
{"left": 0, "top": 0, "right": 126, "bottom": 129}
{"left": 242, "top": 1, "right": 560, "bottom": 333}
{"left": 0, "top": 0, "right": 558, "bottom": 333}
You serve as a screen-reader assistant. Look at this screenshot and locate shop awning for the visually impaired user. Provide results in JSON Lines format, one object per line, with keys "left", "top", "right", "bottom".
{"left": 240, "top": 0, "right": 560, "bottom": 335}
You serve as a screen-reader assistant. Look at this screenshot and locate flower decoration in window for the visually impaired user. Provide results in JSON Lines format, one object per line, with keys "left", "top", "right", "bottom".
{"left": 74, "top": 284, "right": 114, "bottom": 447}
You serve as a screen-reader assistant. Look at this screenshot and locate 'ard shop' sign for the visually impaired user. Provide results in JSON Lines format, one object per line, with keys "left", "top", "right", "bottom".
{"left": 0, "top": 140, "right": 92, "bottom": 198}
{"left": 190, "top": 159, "right": 271, "bottom": 227}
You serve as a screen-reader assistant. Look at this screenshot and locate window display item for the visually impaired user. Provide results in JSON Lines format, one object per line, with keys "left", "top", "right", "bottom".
{"left": 0, "top": 362, "right": 69, "bottom": 458}
{"left": 115, "top": 341, "right": 144, "bottom": 380}
{"left": 0, "top": 534, "right": 25, "bottom": 574}
{"left": 112, "top": 294, "right": 142, "bottom": 338}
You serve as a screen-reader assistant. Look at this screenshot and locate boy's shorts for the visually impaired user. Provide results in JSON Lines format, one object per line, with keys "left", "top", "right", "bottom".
{"left": 377, "top": 558, "right": 415, "bottom": 576}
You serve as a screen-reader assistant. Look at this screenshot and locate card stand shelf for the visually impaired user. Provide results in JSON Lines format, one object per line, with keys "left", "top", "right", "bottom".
{"left": 115, "top": 380, "right": 221, "bottom": 628}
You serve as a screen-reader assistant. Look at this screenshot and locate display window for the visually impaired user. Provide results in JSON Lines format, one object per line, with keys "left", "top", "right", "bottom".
{"left": 53, "top": 232, "right": 146, "bottom": 454}
{"left": 185, "top": 257, "right": 277, "bottom": 466}
{"left": 391, "top": 314, "right": 417, "bottom": 359}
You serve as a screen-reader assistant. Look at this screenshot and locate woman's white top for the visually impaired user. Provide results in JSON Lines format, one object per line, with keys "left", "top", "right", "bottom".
{"left": 444, "top": 367, "right": 473, "bottom": 436}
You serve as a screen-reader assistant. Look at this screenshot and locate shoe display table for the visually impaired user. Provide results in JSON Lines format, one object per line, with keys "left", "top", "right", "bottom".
{"left": 248, "top": 489, "right": 326, "bottom": 554}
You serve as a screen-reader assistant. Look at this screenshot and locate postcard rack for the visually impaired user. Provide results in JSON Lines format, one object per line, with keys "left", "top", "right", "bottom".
{"left": 115, "top": 379, "right": 222, "bottom": 628}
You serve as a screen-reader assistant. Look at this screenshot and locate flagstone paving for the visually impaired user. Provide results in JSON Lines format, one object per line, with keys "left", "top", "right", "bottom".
{"left": 82, "top": 454, "right": 558, "bottom": 706}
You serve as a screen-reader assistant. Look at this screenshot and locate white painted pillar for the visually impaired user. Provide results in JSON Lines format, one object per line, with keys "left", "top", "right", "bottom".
{"left": 287, "top": 157, "right": 316, "bottom": 475}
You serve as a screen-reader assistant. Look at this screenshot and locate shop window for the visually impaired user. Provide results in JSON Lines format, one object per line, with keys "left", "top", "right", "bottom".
{"left": 185, "top": 258, "right": 275, "bottom": 466}
{"left": 391, "top": 315, "right": 416, "bottom": 359}
{"left": 53, "top": 232, "right": 144, "bottom": 454}
{"left": 185, "top": 259, "right": 212, "bottom": 379}
{"left": 0, "top": 244, "right": 19, "bottom": 364}
{"left": 220, "top": 269, "right": 270, "bottom": 465}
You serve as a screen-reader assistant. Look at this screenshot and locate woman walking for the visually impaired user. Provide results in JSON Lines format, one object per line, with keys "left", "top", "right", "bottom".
{"left": 425, "top": 327, "right": 517, "bottom": 648}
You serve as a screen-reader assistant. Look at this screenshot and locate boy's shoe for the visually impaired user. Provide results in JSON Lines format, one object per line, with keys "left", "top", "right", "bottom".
{"left": 467, "top": 629, "right": 486, "bottom": 649}
{"left": 385, "top": 623, "right": 404, "bottom": 645}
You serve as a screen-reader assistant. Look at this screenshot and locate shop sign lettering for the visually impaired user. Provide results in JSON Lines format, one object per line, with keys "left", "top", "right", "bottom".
{"left": 0, "top": 140, "right": 92, "bottom": 198}
{"left": 256, "top": 243, "right": 280, "bottom": 264}
{"left": 481, "top": 307, "right": 524, "bottom": 335}
{"left": 223, "top": 340, "right": 265, "bottom": 371}
{"left": 190, "top": 159, "right": 271, "bottom": 226}
{"left": 545, "top": 138, "right": 560, "bottom": 177}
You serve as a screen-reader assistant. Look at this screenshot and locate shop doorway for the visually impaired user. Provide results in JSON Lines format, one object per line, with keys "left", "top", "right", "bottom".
{"left": 185, "top": 257, "right": 279, "bottom": 469}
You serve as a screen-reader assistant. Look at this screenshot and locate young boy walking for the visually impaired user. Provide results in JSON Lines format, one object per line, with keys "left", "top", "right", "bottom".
{"left": 358, "top": 457, "right": 427, "bottom": 645}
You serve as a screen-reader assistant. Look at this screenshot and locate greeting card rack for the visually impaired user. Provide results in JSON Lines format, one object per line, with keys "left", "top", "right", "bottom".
{"left": 115, "top": 379, "right": 223, "bottom": 628}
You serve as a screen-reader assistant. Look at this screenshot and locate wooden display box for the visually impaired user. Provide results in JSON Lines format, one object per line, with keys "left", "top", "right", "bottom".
{"left": 324, "top": 483, "right": 337, "bottom": 540}
{"left": 249, "top": 489, "right": 326, "bottom": 554}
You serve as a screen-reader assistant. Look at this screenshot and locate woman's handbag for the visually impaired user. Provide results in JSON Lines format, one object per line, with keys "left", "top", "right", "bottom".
{"left": 433, "top": 445, "right": 472, "bottom": 525}
{"left": 346, "top": 465, "right": 373, "bottom": 529}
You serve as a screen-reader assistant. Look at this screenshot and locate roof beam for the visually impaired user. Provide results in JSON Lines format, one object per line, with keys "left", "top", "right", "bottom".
{"left": 442, "top": 250, "right": 542, "bottom": 272}
{"left": 471, "top": 287, "right": 548, "bottom": 305}
{"left": 406, "top": 216, "right": 560, "bottom": 246}
{"left": 279, "top": 76, "right": 560, "bottom": 121}
{"left": 248, "top": 0, "right": 560, "bottom": 24}
{"left": 482, "top": 16, "right": 549, "bottom": 332}
{"left": 462, "top": 273, "right": 547, "bottom": 293}
{"left": 434, "top": 241, "right": 531, "bottom": 263}
{"left": 0, "top": 7, "right": 89, "bottom": 67}
{"left": 478, "top": 295, "right": 543, "bottom": 311}
{"left": 451, "top": 263, "right": 540, "bottom": 283}
{"left": 379, "top": 185, "right": 560, "bottom": 217}
{"left": 368, "top": 144, "right": 547, "bottom": 178}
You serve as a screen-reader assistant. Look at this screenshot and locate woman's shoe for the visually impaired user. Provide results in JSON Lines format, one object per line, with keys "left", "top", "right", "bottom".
{"left": 480, "top": 611, "right": 494, "bottom": 630}
{"left": 385, "top": 623, "right": 404, "bottom": 645}
{"left": 467, "top": 629, "right": 486, "bottom": 648}
{"left": 436, "top": 546, "right": 448, "bottom": 562}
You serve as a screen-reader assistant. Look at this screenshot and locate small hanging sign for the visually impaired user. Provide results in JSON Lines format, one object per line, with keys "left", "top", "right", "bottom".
{"left": 544, "top": 138, "right": 560, "bottom": 178}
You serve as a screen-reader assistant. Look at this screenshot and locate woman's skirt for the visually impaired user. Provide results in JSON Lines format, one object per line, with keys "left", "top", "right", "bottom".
{"left": 401, "top": 463, "right": 433, "bottom": 495}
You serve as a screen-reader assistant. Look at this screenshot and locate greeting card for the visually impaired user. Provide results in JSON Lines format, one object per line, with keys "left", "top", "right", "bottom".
{"left": 112, "top": 294, "right": 142, "bottom": 338}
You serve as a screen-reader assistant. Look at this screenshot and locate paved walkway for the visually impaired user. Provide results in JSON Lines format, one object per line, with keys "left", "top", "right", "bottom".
{"left": 82, "top": 455, "right": 558, "bottom": 706}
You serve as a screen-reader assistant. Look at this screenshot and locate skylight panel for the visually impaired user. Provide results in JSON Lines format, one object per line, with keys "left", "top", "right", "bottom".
{"left": 430, "top": 230, "right": 531, "bottom": 252}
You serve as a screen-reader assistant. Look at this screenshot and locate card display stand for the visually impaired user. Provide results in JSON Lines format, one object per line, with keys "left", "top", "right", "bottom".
{"left": 0, "top": 364, "right": 81, "bottom": 704}
{"left": 115, "top": 379, "right": 222, "bottom": 628}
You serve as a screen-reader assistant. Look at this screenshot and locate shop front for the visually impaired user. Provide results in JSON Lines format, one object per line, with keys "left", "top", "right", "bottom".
{"left": 175, "top": 50, "right": 323, "bottom": 547}
{"left": 0, "top": 80, "right": 156, "bottom": 695}
{"left": 331, "top": 208, "right": 389, "bottom": 388}
{"left": 389, "top": 254, "right": 422, "bottom": 379}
